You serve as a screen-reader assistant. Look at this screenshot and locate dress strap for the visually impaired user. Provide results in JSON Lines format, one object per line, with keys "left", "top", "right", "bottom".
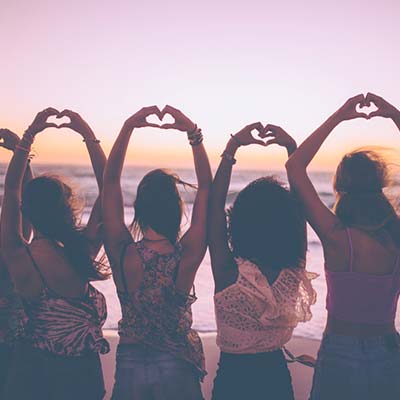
{"left": 25, "top": 246, "right": 48, "bottom": 288}
{"left": 346, "top": 228, "right": 354, "bottom": 272}
{"left": 119, "top": 242, "right": 134, "bottom": 293}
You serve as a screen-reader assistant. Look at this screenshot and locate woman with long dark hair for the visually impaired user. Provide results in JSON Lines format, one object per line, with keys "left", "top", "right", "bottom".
{"left": 209, "top": 123, "right": 316, "bottom": 400}
{"left": 102, "top": 105, "right": 212, "bottom": 399}
{"left": 0, "top": 129, "right": 32, "bottom": 395}
{"left": 286, "top": 93, "right": 400, "bottom": 399}
{"left": 1, "top": 108, "right": 110, "bottom": 400}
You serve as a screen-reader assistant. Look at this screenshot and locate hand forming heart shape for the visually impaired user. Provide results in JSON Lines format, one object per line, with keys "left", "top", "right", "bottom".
{"left": 146, "top": 111, "right": 175, "bottom": 127}
{"left": 340, "top": 93, "right": 399, "bottom": 121}
{"left": 355, "top": 102, "right": 378, "bottom": 118}
{"left": 47, "top": 114, "right": 72, "bottom": 128}
{"left": 136, "top": 105, "right": 195, "bottom": 132}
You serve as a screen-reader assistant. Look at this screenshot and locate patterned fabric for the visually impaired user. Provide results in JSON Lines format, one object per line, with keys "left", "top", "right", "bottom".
{"left": 0, "top": 265, "right": 26, "bottom": 344}
{"left": 117, "top": 241, "right": 206, "bottom": 379}
{"left": 214, "top": 257, "right": 317, "bottom": 353}
{"left": 23, "top": 284, "right": 109, "bottom": 357}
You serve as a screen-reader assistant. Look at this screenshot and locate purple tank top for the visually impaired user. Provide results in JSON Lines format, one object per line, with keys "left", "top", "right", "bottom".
{"left": 23, "top": 247, "right": 110, "bottom": 357}
{"left": 325, "top": 229, "right": 400, "bottom": 324}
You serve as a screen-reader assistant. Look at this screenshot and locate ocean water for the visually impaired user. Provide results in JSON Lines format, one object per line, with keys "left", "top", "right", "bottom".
{"left": 1, "top": 164, "right": 399, "bottom": 340}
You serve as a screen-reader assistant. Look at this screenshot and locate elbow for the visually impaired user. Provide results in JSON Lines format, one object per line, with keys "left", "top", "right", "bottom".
{"left": 285, "top": 157, "right": 295, "bottom": 173}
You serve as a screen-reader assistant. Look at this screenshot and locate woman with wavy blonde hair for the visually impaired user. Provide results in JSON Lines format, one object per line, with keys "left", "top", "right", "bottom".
{"left": 286, "top": 93, "right": 400, "bottom": 400}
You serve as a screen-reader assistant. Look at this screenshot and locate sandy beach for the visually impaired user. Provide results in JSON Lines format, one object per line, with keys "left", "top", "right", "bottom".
{"left": 101, "top": 330, "right": 319, "bottom": 400}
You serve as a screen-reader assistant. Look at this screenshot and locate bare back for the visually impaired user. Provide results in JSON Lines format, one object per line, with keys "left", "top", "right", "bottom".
{"left": 4, "top": 239, "right": 88, "bottom": 300}
{"left": 323, "top": 227, "right": 399, "bottom": 275}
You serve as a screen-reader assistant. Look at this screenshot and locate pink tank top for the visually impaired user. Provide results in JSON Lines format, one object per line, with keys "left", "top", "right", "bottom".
{"left": 325, "top": 229, "right": 400, "bottom": 324}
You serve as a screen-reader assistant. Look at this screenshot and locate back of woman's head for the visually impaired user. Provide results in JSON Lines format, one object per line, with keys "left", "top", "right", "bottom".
{"left": 132, "top": 169, "right": 185, "bottom": 244}
{"left": 227, "top": 177, "right": 306, "bottom": 271}
{"left": 21, "top": 175, "right": 106, "bottom": 281}
{"left": 333, "top": 148, "right": 400, "bottom": 238}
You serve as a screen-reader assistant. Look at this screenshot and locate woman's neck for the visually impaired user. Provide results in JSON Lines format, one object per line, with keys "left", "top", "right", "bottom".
{"left": 142, "top": 229, "right": 169, "bottom": 242}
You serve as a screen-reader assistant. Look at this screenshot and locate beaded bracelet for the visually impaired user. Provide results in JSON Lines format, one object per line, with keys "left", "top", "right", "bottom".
{"left": 187, "top": 124, "right": 198, "bottom": 136}
{"left": 220, "top": 150, "right": 237, "bottom": 165}
{"left": 190, "top": 135, "right": 203, "bottom": 146}
{"left": 187, "top": 125, "right": 203, "bottom": 146}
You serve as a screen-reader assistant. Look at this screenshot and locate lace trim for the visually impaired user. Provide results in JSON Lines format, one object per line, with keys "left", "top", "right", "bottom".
{"left": 214, "top": 258, "right": 317, "bottom": 352}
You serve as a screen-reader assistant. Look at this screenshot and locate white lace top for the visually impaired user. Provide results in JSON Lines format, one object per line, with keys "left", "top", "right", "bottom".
{"left": 214, "top": 258, "right": 317, "bottom": 354}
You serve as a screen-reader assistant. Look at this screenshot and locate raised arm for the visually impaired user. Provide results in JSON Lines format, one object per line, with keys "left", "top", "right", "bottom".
{"left": 160, "top": 105, "right": 212, "bottom": 294}
{"left": 0, "top": 109, "right": 59, "bottom": 250}
{"left": 208, "top": 122, "right": 266, "bottom": 290}
{"left": 57, "top": 110, "right": 107, "bottom": 255}
{"left": 285, "top": 94, "right": 368, "bottom": 238}
{"left": 0, "top": 129, "right": 33, "bottom": 241}
{"left": 365, "top": 92, "right": 400, "bottom": 131}
{"left": 102, "top": 106, "right": 161, "bottom": 266}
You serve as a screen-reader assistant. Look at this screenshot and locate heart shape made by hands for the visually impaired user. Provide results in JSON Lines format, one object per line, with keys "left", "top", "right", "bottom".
{"left": 146, "top": 112, "right": 175, "bottom": 127}
{"left": 356, "top": 102, "right": 378, "bottom": 118}
{"left": 253, "top": 127, "right": 269, "bottom": 143}
{"left": 47, "top": 114, "right": 72, "bottom": 127}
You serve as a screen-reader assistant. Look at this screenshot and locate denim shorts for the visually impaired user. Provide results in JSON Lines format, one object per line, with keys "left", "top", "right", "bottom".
{"left": 3, "top": 342, "right": 105, "bottom": 400}
{"left": 111, "top": 343, "right": 203, "bottom": 400}
{"left": 310, "top": 332, "right": 400, "bottom": 400}
{"left": 212, "top": 349, "right": 294, "bottom": 400}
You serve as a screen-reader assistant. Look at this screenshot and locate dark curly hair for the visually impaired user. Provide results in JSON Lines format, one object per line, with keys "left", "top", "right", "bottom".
{"left": 21, "top": 175, "right": 108, "bottom": 281}
{"left": 333, "top": 148, "right": 400, "bottom": 245}
{"left": 227, "top": 176, "right": 306, "bottom": 271}
{"left": 131, "top": 169, "right": 194, "bottom": 244}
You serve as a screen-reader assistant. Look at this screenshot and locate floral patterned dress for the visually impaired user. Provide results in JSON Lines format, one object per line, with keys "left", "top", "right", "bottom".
{"left": 117, "top": 240, "right": 206, "bottom": 379}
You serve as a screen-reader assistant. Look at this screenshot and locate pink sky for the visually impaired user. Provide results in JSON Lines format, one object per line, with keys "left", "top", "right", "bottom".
{"left": 1, "top": 0, "right": 399, "bottom": 169}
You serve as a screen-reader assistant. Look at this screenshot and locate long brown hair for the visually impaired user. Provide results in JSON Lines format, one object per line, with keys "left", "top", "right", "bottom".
{"left": 227, "top": 176, "right": 307, "bottom": 272}
{"left": 131, "top": 169, "right": 195, "bottom": 244}
{"left": 333, "top": 148, "right": 400, "bottom": 246}
{"left": 21, "top": 175, "right": 108, "bottom": 281}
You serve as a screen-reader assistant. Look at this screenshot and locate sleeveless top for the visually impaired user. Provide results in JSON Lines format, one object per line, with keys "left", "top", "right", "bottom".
{"left": 326, "top": 228, "right": 400, "bottom": 324}
{"left": 117, "top": 240, "right": 206, "bottom": 379}
{"left": 22, "top": 247, "right": 110, "bottom": 357}
{"left": 0, "top": 265, "right": 26, "bottom": 344}
{"left": 214, "top": 258, "right": 317, "bottom": 354}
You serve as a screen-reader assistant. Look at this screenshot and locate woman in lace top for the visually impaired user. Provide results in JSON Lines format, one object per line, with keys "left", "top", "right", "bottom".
{"left": 0, "top": 109, "right": 110, "bottom": 400}
{"left": 102, "top": 105, "right": 211, "bottom": 399}
{"left": 209, "top": 123, "right": 316, "bottom": 400}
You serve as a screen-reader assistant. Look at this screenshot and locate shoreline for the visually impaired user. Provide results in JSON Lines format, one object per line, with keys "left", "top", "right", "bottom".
{"left": 101, "top": 330, "right": 320, "bottom": 400}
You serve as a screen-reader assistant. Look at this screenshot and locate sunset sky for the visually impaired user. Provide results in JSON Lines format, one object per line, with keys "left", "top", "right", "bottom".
{"left": 1, "top": 0, "right": 399, "bottom": 170}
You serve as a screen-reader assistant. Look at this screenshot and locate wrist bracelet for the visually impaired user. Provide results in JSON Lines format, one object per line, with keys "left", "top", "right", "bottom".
{"left": 190, "top": 136, "right": 204, "bottom": 146}
{"left": 230, "top": 134, "right": 242, "bottom": 146}
{"left": 22, "top": 131, "right": 34, "bottom": 145}
{"left": 187, "top": 127, "right": 201, "bottom": 139}
{"left": 83, "top": 138, "right": 101, "bottom": 143}
{"left": 221, "top": 150, "right": 237, "bottom": 165}
{"left": 187, "top": 126, "right": 203, "bottom": 146}
{"left": 187, "top": 124, "right": 198, "bottom": 136}
{"left": 15, "top": 144, "right": 30, "bottom": 153}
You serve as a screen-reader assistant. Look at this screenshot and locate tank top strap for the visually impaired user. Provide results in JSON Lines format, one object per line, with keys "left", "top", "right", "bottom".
{"left": 345, "top": 228, "right": 354, "bottom": 272}
{"left": 119, "top": 241, "right": 134, "bottom": 293}
{"left": 25, "top": 246, "right": 49, "bottom": 288}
